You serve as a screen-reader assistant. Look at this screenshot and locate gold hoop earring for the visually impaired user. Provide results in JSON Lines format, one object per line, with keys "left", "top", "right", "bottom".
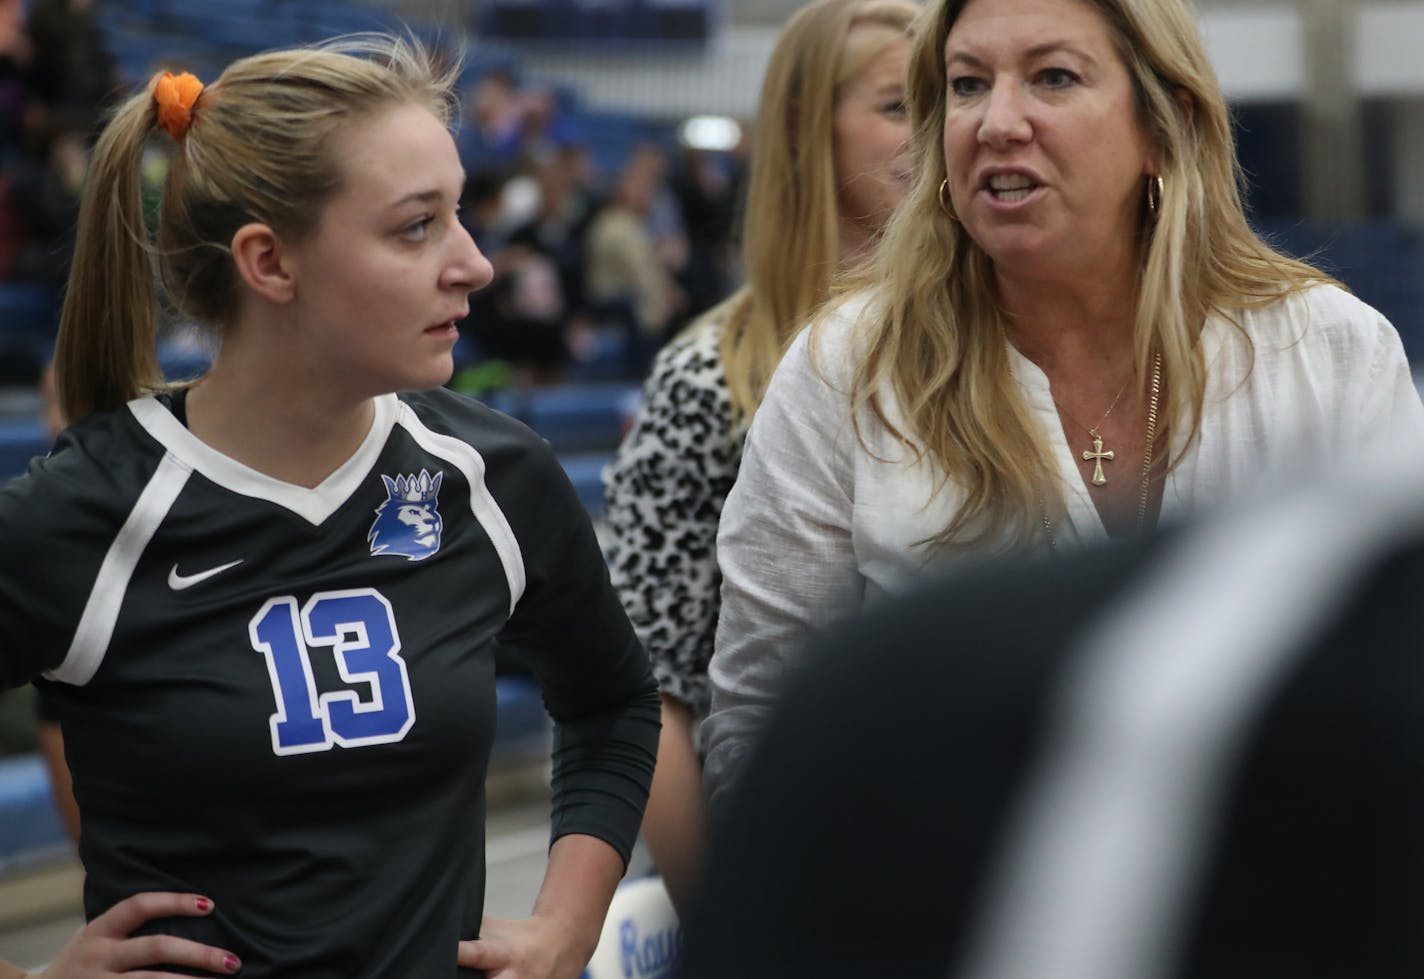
{"left": 1146, "top": 174, "right": 1165, "bottom": 219}
{"left": 938, "top": 178, "right": 958, "bottom": 222}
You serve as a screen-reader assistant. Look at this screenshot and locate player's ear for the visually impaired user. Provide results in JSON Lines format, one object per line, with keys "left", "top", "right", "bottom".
{"left": 231, "top": 223, "right": 295, "bottom": 304}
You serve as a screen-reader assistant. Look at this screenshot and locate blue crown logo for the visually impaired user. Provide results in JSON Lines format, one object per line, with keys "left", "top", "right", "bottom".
{"left": 368, "top": 469, "right": 445, "bottom": 561}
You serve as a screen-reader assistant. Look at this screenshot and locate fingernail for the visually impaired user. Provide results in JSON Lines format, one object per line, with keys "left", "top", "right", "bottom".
{"left": 196, "top": 897, "right": 212, "bottom": 912}
{"left": 225, "top": 953, "right": 241, "bottom": 972}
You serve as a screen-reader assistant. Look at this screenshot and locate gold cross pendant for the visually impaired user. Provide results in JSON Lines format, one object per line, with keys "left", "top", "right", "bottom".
{"left": 1082, "top": 429, "right": 1114, "bottom": 486}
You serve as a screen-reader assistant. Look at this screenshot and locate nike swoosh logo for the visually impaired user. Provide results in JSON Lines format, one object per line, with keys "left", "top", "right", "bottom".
{"left": 168, "top": 559, "right": 244, "bottom": 591}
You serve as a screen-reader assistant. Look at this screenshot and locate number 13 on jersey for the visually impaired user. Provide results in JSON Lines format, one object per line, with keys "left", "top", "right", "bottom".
{"left": 249, "top": 588, "right": 416, "bottom": 756}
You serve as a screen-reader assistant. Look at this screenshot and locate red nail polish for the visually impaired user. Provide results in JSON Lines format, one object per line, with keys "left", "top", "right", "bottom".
{"left": 196, "top": 897, "right": 212, "bottom": 912}
{"left": 225, "top": 953, "right": 241, "bottom": 972}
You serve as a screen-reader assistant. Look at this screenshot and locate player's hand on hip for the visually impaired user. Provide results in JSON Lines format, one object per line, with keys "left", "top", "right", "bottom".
{"left": 457, "top": 913, "right": 589, "bottom": 979}
{"left": 38, "top": 892, "right": 241, "bottom": 978}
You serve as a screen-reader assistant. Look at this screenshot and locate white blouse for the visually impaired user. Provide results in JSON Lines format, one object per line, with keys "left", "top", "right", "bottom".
{"left": 702, "top": 283, "right": 1424, "bottom": 811}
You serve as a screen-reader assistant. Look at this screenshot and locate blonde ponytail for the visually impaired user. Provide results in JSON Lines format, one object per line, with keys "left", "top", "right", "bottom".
{"left": 55, "top": 88, "right": 165, "bottom": 422}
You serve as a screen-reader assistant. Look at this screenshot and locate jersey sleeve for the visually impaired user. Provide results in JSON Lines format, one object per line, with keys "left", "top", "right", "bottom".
{"left": 496, "top": 432, "right": 660, "bottom": 866}
{"left": 0, "top": 438, "right": 112, "bottom": 689}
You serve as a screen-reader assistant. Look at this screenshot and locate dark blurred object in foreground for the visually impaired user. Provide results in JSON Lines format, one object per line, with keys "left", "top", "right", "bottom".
{"left": 681, "top": 451, "right": 1424, "bottom": 979}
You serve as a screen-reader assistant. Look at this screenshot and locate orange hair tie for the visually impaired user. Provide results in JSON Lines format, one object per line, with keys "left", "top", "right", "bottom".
{"left": 152, "top": 71, "right": 205, "bottom": 141}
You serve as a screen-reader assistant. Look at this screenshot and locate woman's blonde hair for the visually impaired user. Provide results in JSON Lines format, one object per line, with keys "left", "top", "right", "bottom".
{"left": 56, "top": 34, "right": 459, "bottom": 423}
{"left": 843, "top": 0, "right": 1335, "bottom": 550}
{"left": 719, "top": 0, "right": 920, "bottom": 424}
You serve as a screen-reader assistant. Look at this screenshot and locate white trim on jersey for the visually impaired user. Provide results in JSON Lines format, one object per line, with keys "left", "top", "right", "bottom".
{"left": 956, "top": 452, "right": 1424, "bottom": 979}
{"left": 47, "top": 452, "right": 193, "bottom": 686}
{"left": 127, "top": 395, "right": 400, "bottom": 526}
{"left": 394, "top": 403, "right": 527, "bottom": 616}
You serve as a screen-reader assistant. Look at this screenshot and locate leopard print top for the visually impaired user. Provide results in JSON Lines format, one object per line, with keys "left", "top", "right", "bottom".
{"left": 602, "top": 301, "right": 743, "bottom": 717}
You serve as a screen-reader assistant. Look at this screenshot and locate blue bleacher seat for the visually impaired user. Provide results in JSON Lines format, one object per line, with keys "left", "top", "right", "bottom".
{"left": 493, "top": 676, "right": 551, "bottom": 764}
{"left": 196, "top": 15, "right": 292, "bottom": 53}
{"left": 0, "top": 284, "right": 58, "bottom": 339}
{"left": 563, "top": 109, "right": 662, "bottom": 180}
{"left": 489, "top": 383, "right": 640, "bottom": 452}
{"left": 0, "top": 754, "right": 68, "bottom": 870}
{"left": 566, "top": 324, "right": 643, "bottom": 383}
{"left": 1255, "top": 219, "right": 1424, "bottom": 363}
{"left": 0, "top": 417, "right": 50, "bottom": 480}
{"left": 558, "top": 451, "right": 612, "bottom": 518}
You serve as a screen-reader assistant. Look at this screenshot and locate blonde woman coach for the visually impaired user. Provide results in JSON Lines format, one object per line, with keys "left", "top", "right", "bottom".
{"left": 603, "top": 0, "right": 920, "bottom": 917}
{"left": 703, "top": 0, "right": 1424, "bottom": 815}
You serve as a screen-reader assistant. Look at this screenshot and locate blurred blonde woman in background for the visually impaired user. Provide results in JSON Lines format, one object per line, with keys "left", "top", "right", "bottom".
{"left": 703, "top": 0, "right": 1424, "bottom": 815}
{"left": 602, "top": 0, "right": 921, "bottom": 918}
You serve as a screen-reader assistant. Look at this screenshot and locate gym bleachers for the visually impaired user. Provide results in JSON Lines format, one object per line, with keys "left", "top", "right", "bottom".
{"left": 495, "top": 380, "right": 640, "bottom": 519}
{"left": 490, "top": 382, "right": 639, "bottom": 454}
{"left": 0, "top": 756, "right": 67, "bottom": 875}
{"left": 1257, "top": 219, "right": 1424, "bottom": 361}
{"left": 0, "top": 419, "right": 46, "bottom": 482}
{"left": 560, "top": 450, "right": 618, "bottom": 518}
{"left": 0, "top": 286, "right": 59, "bottom": 387}
{"left": 0, "top": 286, "right": 57, "bottom": 340}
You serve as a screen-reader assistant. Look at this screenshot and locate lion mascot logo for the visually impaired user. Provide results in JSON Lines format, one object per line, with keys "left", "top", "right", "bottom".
{"left": 368, "top": 469, "right": 445, "bottom": 561}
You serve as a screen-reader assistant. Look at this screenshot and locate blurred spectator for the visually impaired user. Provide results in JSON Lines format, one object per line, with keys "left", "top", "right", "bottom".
{"left": 462, "top": 146, "right": 600, "bottom": 383}
{"left": 632, "top": 143, "right": 692, "bottom": 297}
{"left": 585, "top": 145, "right": 686, "bottom": 349}
{"left": 462, "top": 169, "right": 513, "bottom": 255}
{"left": 0, "top": 0, "right": 32, "bottom": 276}
{"left": 467, "top": 245, "right": 571, "bottom": 384}
{"left": 24, "top": 0, "right": 120, "bottom": 130}
{"left": 7, "top": 110, "right": 87, "bottom": 288}
{"left": 671, "top": 143, "right": 745, "bottom": 322}
{"left": 0, "top": 0, "right": 117, "bottom": 386}
{"left": 602, "top": 0, "right": 918, "bottom": 919}
{"left": 0, "top": 106, "right": 86, "bottom": 383}
{"left": 457, "top": 66, "right": 528, "bottom": 177}
{"left": 505, "top": 144, "right": 598, "bottom": 321}
{"left": 0, "top": 0, "right": 30, "bottom": 160}
{"left": 516, "top": 83, "right": 582, "bottom": 168}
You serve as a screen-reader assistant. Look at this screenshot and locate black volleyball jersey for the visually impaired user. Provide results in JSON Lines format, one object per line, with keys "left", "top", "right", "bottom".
{"left": 0, "top": 387, "right": 659, "bottom": 978}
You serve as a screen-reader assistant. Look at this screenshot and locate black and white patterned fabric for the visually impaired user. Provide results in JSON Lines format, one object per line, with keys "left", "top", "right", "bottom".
{"left": 603, "top": 302, "right": 744, "bottom": 717}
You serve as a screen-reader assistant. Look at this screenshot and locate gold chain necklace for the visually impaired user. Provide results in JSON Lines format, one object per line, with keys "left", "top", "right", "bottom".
{"left": 1053, "top": 376, "right": 1130, "bottom": 487}
{"left": 1041, "top": 350, "right": 1163, "bottom": 550}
